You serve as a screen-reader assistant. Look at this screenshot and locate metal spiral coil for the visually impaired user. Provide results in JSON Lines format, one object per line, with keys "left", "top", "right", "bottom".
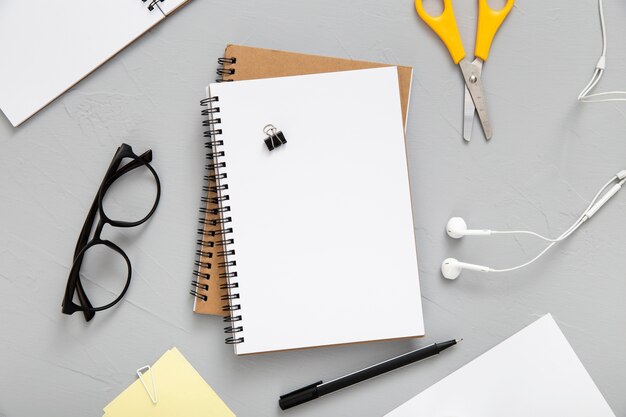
{"left": 195, "top": 249, "right": 213, "bottom": 258}
{"left": 201, "top": 107, "right": 220, "bottom": 116}
{"left": 202, "top": 183, "right": 228, "bottom": 193}
{"left": 202, "top": 118, "right": 222, "bottom": 127}
{"left": 216, "top": 238, "right": 235, "bottom": 247}
{"left": 206, "top": 150, "right": 225, "bottom": 160}
{"left": 197, "top": 227, "right": 233, "bottom": 238}
{"left": 199, "top": 204, "right": 230, "bottom": 214}
{"left": 201, "top": 195, "right": 229, "bottom": 204}
{"left": 217, "top": 68, "right": 236, "bottom": 76}
{"left": 205, "top": 172, "right": 228, "bottom": 182}
{"left": 200, "top": 96, "right": 219, "bottom": 106}
{"left": 196, "top": 239, "right": 214, "bottom": 248}
{"left": 224, "top": 325, "right": 243, "bottom": 333}
{"left": 198, "top": 216, "right": 232, "bottom": 227}
{"left": 189, "top": 289, "right": 207, "bottom": 301}
{"left": 199, "top": 207, "right": 231, "bottom": 216}
{"left": 194, "top": 260, "right": 211, "bottom": 269}
{"left": 203, "top": 128, "right": 223, "bottom": 138}
{"left": 206, "top": 161, "right": 226, "bottom": 170}
{"left": 221, "top": 293, "right": 240, "bottom": 301}
{"left": 191, "top": 86, "right": 243, "bottom": 345}
{"left": 193, "top": 270, "right": 210, "bottom": 280}
{"left": 218, "top": 57, "right": 237, "bottom": 65}
{"left": 191, "top": 281, "right": 209, "bottom": 291}
{"left": 205, "top": 140, "right": 224, "bottom": 148}
{"left": 216, "top": 56, "right": 237, "bottom": 82}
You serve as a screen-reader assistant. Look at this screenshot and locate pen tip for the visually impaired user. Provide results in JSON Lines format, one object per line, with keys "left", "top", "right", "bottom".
{"left": 456, "top": 338, "right": 463, "bottom": 343}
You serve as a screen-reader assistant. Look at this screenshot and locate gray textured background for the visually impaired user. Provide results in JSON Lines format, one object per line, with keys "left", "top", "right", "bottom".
{"left": 1, "top": 1, "right": 626, "bottom": 416}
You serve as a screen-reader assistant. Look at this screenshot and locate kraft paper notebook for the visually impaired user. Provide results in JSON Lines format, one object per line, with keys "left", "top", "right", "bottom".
{"left": 103, "top": 348, "right": 235, "bottom": 417}
{"left": 385, "top": 314, "right": 616, "bottom": 417}
{"left": 195, "top": 67, "right": 423, "bottom": 355}
{"left": 191, "top": 44, "right": 414, "bottom": 316}
{"left": 0, "top": 0, "right": 191, "bottom": 127}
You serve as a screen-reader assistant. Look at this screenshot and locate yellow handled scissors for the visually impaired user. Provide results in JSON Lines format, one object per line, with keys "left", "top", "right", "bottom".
{"left": 415, "top": 0, "right": 513, "bottom": 141}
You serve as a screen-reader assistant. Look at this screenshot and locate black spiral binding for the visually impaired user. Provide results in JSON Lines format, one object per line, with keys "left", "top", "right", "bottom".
{"left": 141, "top": 0, "right": 164, "bottom": 11}
{"left": 216, "top": 57, "right": 236, "bottom": 82}
{"left": 192, "top": 58, "right": 244, "bottom": 344}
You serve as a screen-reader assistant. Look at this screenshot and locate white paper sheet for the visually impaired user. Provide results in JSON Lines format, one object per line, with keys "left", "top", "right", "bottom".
{"left": 0, "top": 0, "right": 188, "bottom": 127}
{"left": 385, "top": 314, "right": 616, "bottom": 417}
{"left": 207, "top": 67, "right": 423, "bottom": 355}
{"left": 158, "top": 0, "right": 190, "bottom": 15}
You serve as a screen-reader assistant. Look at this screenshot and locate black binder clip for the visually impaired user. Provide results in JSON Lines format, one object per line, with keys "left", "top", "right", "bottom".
{"left": 263, "top": 124, "right": 287, "bottom": 151}
{"left": 142, "top": 0, "right": 164, "bottom": 11}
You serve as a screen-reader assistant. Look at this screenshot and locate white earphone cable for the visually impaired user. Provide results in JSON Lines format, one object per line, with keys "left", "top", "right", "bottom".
{"left": 489, "top": 175, "right": 620, "bottom": 273}
{"left": 578, "top": 0, "right": 626, "bottom": 102}
{"left": 490, "top": 221, "right": 584, "bottom": 273}
{"left": 489, "top": 175, "right": 617, "bottom": 243}
{"left": 491, "top": 230, "right": 566, "bottom": 243}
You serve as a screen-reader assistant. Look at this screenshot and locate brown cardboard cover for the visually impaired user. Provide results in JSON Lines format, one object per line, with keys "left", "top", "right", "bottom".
{"left": 193, "top": 44, "right": 413, "bottom": 315}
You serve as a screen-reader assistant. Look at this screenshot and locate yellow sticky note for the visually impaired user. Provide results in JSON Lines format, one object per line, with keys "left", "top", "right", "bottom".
{"left": 103, "top": 348, "right": 235, "bottom": 417}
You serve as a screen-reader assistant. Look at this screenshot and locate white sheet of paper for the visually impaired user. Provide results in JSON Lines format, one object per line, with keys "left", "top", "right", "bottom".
{"left": 385, "top": 314, "right": 615, "bottom": 417}
{"left": 158, "top": 0, "right": 190, "bottom": 15}
{"left": 207, "top": 67, "right": 423, "bottom": 355}
{"left": 0, "top": 0, "right": 188, "bottom": 127}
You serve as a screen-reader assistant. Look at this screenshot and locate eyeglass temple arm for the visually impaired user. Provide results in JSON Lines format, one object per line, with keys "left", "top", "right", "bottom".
{"left": 66, "top": 150, "right": 120, "bottom": 321}
{"left": 63, "top": 251, "right": 96, "bottom": 321}
{"left": 75, "top": 272, "right": 96, "bottom": 321}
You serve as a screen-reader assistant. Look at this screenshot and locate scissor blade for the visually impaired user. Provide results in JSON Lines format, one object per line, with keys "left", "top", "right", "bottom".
{"left": 463, "top": 59, "right": 484, "bottom": 142}
{"left": 463, "top": 85, "right": 474, "bottom": 141}
{"left": 459, "top": 60, "right": 492, "bottom": 140}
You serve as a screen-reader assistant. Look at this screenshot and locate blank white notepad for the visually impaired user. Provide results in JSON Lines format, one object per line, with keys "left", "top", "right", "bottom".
{"left": 206, "top": 67, "right": 423, "bottom": 355}
{"left": 0, "top": 0, "right": 189, "bottom": 127}
{"left": 385, "top": 314, "right": 616, "bottom": 417}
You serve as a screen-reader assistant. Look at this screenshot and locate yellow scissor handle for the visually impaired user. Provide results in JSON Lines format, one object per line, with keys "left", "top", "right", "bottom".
{"left": 415, "top": 0, "right": 465, "bottom": 64}
{"left": 475, "top": 0, "right": 514, "bottom": 61}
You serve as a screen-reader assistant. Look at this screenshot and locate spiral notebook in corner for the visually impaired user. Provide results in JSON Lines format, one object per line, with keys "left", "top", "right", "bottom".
{"left": 192, "top": 45, "right": 414, "bottom": 316}
{"left": 0, "top": 0, "right": 191, "bottom": 127}
{"left": 199, "top": 67, "right": 423, "bottom": 355}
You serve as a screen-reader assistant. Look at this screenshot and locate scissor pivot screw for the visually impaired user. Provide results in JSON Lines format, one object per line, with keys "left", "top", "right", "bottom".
{"left": 469, "top": 75, "right": 477, "bottom": 84}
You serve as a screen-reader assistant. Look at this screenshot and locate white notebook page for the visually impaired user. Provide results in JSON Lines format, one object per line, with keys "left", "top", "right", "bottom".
{"left": 0, "top": 0, "right": 185, "bottom": 127}
{"left": 208, "top": 67, "right": 423, "bottom": 355}
{"left": 385, "top": 314, "right": 616, "bottom": 417}
{"left": 159, "top": 0, "right": 190, "bottom": 15}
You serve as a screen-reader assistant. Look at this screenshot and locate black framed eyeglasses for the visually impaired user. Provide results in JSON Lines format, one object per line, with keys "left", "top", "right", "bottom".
{"left": 62, "top": 143, "right": 161, "bottom": 321}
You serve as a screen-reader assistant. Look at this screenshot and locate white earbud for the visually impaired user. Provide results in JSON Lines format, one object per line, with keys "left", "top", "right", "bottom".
{"left": 446, "top": 217, "right": 491, "bottom": 239}
{"left": 442, "top": 171, "right": 626, "bottom": 280}
{"left": 441, "top": 258, "right": 492, "bottom": 280}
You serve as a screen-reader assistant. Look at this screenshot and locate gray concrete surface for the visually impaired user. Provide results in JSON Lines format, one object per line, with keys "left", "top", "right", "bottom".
{"left": 1, "top": 1, "right": 626, "bottom": 416}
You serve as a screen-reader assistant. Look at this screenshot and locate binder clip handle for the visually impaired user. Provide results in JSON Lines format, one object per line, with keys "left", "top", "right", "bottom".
{"left": 263, "top": 124, "right": 287, "bottom": 151}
